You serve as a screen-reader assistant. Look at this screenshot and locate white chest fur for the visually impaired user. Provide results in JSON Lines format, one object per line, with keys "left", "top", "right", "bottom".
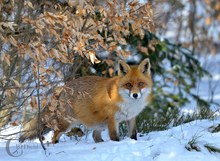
{"left": 115, "top": 88, "right": 150, "bottom": 122}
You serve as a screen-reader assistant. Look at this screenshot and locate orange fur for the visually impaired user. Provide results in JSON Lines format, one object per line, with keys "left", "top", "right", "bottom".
{"left": 19, "top": 59, "right": 152, "bottom": 143}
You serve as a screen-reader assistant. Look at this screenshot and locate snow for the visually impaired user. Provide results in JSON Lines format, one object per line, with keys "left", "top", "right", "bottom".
{"left": 1, "top": 55, "right": 220, "bottom": 161}
{"left": 1, "top": 119, "right": 220, "bottom": 161}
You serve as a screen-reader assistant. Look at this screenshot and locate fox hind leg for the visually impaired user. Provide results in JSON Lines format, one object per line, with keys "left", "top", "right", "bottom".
{"left": 52, "top": 130, "right": 64, "bottom": 144}
{"left": 92, "top": 129, "right": 104, "bottom": 143}
{"left": 51, "top": 120, "right": 77, "bottom": 144}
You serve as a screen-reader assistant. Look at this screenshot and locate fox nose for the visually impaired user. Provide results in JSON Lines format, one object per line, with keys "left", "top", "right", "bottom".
{"left": 133, "top": 93, "right": 138, "bottom": 99}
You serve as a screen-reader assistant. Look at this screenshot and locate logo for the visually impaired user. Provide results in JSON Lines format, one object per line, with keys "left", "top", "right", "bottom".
{"left": 6, "top": 139, "right": 39, "bottom": 157}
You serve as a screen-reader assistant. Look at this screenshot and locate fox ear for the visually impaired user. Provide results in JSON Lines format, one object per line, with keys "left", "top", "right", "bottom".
{"left": 118, "top": 60, "right": 130, "bottom": 76}
{"left": 138, "top": 58, "right": 151, "bottom": 76}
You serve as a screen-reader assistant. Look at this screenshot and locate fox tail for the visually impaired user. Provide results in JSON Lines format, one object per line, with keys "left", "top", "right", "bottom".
{"left": 19, "top": 115, "right": 50, "bottom": 143}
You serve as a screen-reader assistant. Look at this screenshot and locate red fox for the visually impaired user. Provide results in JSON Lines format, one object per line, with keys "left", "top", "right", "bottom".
{"left": 19, "top": 58, "right": 152, "bottom": 144}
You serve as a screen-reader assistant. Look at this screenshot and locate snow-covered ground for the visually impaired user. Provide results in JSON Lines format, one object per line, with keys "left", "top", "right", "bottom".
{"left": 0, "top": 119, "right": 220, "bottom": 161}
{"left": 0, "top": 55, "right": 220, "bottom": 161}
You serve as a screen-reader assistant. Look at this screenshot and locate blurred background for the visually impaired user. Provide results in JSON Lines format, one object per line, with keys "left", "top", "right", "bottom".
{"left": 154, "top": 0, "right": 220, "bottom": 55}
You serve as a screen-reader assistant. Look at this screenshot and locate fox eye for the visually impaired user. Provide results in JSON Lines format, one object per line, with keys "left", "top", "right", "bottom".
{"left": 138, "top": 82, "right": 145, "bottom": 87}
{"left": 124, "top": 83, "right": 133, "bottom": 89}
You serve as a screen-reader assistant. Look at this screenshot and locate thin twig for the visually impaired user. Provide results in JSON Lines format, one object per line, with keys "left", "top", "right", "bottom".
{"left": 36, "top": 61, "right": 46, "bottom": 150}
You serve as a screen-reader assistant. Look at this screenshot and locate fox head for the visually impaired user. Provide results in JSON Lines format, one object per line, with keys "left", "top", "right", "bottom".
{"left": 118, "top": 58, "right": 152, "bottom": 100}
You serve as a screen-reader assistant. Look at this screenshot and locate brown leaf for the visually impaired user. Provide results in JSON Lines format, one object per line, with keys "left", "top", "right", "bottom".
{"left": 2, "top": 53, "right": 11, "bottom": 66}
{"left": 205, "top": 17, "right": 212, "bottom": 26}
{"left": 48, "top": 104, "right": 57, "bottom": 112}
{"left": 104, "top": 59, "right": 114, "bottom": 66}
{"left": 56, "top": 70, "right": 64, "bottom": 79}
{"left": 41, "top": 98, "right": 48, "bottom": 108}
{"left": 108, "top": 68, "right": 114, "bottom": 77}
{"left": 11, "top": 78, "right": 21, "bottom": 88}
{"left": 87, "top": 50, "right": 101, "bottom": 64}
{"left": 9, "top": 36, "right": 17, "bottom": 47}
{"left": 42, "top": 80, "right": 49, "bottom": 86}
{"left": 30, "top": 96, "right": 37, "bottom": 109}
{"left": 35, "top": 28, "right": 43, "bottom": 36}
{"left": 1, "top": 22, "right": 17, "bottom": 31}
{"left": 10, "top": 121, "right": 19, "bottom": 126}
{"left": 118, "top": 37, "right": 127, "bottom": 45}
{"left": 26, "top": 1, "right": 34, "bottom": 9}
{"left": 129, "top": 0, "right": 139, "bottom": 7}
{"left": 54, "top": 87, "right": 64, "bottom": 97}
{"left": 46, "top": 69, "right": 52, "bottom": 75}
